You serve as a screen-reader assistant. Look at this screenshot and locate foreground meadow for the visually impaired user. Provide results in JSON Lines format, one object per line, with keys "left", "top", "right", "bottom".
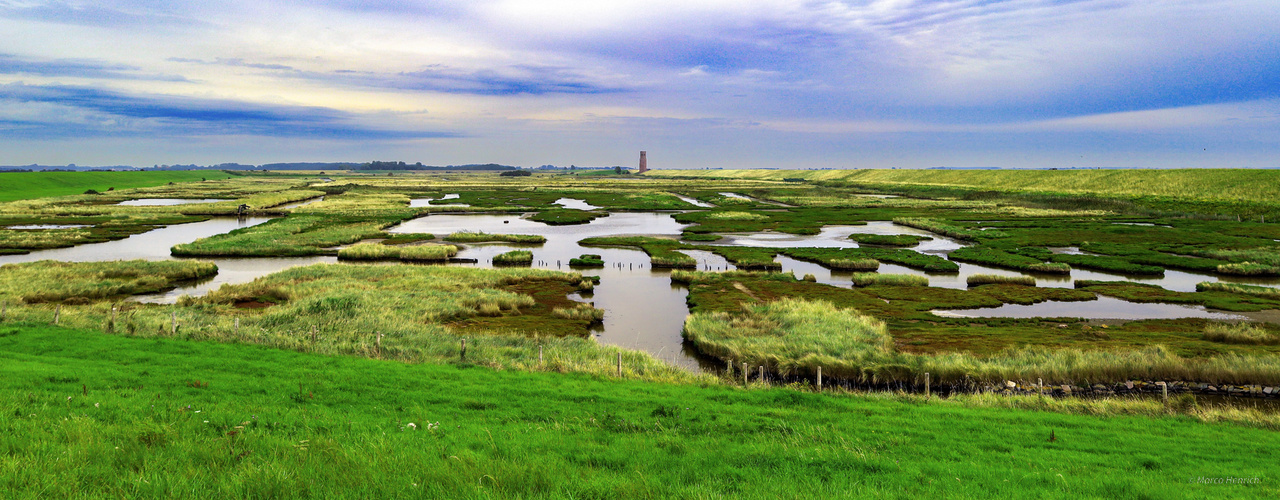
{"left": 1, "top": 324, "right": 1274, "bottom": 498}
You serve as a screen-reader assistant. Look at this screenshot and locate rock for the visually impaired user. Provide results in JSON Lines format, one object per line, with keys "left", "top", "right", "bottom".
{"left": 1125, "top": 381, "right": 1134, "bottom": 390}
{"left": 1061, "top": 385, "right": 1072, "bottom": 393}
{"left": 1265, "top": 387, "right": 1275, "bottom": 395}
{"left": 1207, "top": 386, "right": 1218, "bottom": 392}
{"left": 1005, "top": 380, "right": 1017, "bottom": 389}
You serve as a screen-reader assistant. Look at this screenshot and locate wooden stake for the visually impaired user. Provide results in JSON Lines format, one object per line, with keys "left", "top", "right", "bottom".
{"left": 817, "top": 366, "right": 822, "bottom": 390}
{"left": 538, "top": 345, "right": 543, "bottom": 365}
{"left": 376, "top": 331, "right": 382, "bottom": 355}
{"left": 924, "top": 372, "right": 930, "bottom": 399}
{"left": 758, "top": 366, "right": 764, "bottom": 384}
{"left": 460, "top": 338, "right": 467, "bottom": 360}
{"left": 1159, "top": 382, "right": 1168, "bottom": 402}
{"left": 234, "top": 317, "right": 239, "bottom": 336}
{"left": 109, "top": 307, "right": 117, "bottom": 331}
{"left": 616, "top": 353, "right": 622, "bottom": 377}
{"left": 742, "top": 362, "right": 748, "bottom": 384}
{"left": 1038, "top": 378, "right": 1044, "bottom": 397}
{"left": 170, "top": 311, "right": 177, "bottom": 334}
{"left": 53, "top": 304, "right": 61, "bottom": 325}
{"left": 311, "top": 325, "right": 317, "bottom": 343}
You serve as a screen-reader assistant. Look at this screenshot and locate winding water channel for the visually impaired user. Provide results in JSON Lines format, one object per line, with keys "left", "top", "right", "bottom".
{"left": 3, "top": 208, "right": 1279, "bottom": 370}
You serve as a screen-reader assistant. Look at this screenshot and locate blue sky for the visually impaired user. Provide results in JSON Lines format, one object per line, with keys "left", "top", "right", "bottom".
{"left": 1, "top": 0, "right": 1278, "bottom": 168}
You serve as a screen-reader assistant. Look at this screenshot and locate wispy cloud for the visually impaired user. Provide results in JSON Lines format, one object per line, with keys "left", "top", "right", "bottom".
{"left": 0, "top": 53, "right": 188, "bottom": 81}
{"left": 0, "top": 83, "right": 456, "bottom": 139}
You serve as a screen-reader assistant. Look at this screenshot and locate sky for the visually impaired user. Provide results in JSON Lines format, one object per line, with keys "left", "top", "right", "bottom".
{"left": 1, "top": 0, "right": 1278, "bottom": 169}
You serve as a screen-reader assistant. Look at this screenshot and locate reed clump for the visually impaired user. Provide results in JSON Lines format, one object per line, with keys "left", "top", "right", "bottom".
{"left": 893, "top": 217, "right": 1004, "bottom": 240}
{"left": 705, "top": 211, "right": 768, "bottom": 221}
{"left": 828, "top": 258, "right": 879, "bottom": 271}
{"left": 1203, "top": 323, "right": 1279, "bottom": 345}
{"left": 569, "top": 254, "right": 604, "bottom": 267}
{"left": 967, "top": 274, "right": 1036, "bottom": 287}
{"left": 850, "top": 273, "right": 928, "bottom": 287}
{"left": 338, "top": 242, "right": 458, "bottom": 262}
{"left": 1217, "top": 262, "right": 1280, "bottom": 276}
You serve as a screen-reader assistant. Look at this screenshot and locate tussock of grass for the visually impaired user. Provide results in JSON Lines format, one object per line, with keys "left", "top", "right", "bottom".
{"left": 705, "top": 211, "right": 768, "bottom": 221}
{"left": 851, "top": 273, "right": 928, "bottom": 287}
{"left": 1195, "top": 281, "right": 1280, "bottom": 298}
{"left": 1218, "top": 262, "right": 1280, "bottom": 276}
{"left": 568, "top": 254, "right": 604, "bottom": 267}
{"left": 0, "top": 259, "right": 218, "bottom": 303}
{"left": 1204, "top": 323, "right": 1279, "bottom": 345}
{"left": 338, "top": 242, "right": 457, "bottom": 261}
{"left": 551, "top": 303, "right": 605, "bottom": 321}
{"left": 967, "top": 274, "right": 1036, "bottom": 286}
{"left": 847, "top": 233, "right": 931, "bottom": 247}
{"left": 492, "top": 250, "right": 534, "bottom": 266}
{"left": 444, "top": 231, "right": 546, "bottom": 244}
{"left": 828, "top": 258, "right": 879, "bottom": 271}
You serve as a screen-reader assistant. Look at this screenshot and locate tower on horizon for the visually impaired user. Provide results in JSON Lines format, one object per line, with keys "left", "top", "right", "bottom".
{"left": 638, "top": 151, "right": 648, "bottom": 173}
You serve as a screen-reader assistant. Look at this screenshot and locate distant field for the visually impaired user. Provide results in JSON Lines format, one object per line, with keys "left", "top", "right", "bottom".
{"left": 0, "top": 171, "right": 233, "bottom": 202}
{"left": 648, "top": 168, "right": 1280, "bottom": 207}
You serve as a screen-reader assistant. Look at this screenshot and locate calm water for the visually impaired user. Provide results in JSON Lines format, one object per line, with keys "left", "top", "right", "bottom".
{"left": 932, "top": 295, "right": 1246, "bottom": 321}
{"left": 409, "top": 194, "right": 469, "bottom": 208}
{"left": 554, "top": 198, "right": 601, "bottom": 210}
{"left": 671, "top": 194, "right": 714, "bottom": 208}
{"left": 0, "top": 217, "right": 274, "bottom": 264}
{"left": 6, "top": 224, "right": 91, "bottom": 229}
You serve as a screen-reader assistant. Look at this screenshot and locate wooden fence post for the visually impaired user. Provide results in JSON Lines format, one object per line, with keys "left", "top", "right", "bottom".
{"left": 170, "top": 311, "right": 177, "bottom": 334}
{"left": 460, "top": 338, "right": 467, "bottom": 360}
{"left": 924, "top": 372, "right": 930, "bottom": 399}
{"left": 817, "top": 366, "right": 822, "bottom": 390}
{"left": 1159, "top": 381, "right": 1168, "bottom": 403}
{"left": 234, "top": 317, "right": 239, "bottom": 336}
{"left": 109, "top": 307, "right": 117, "bottom": 332}
{"left": 538, "top": 345, "right": 543, "bottom": 365}
{"left": 376, "top": 331, "right": 383, "bottom": 355}
{"left": 616, "top": 353, "right": 622, "bottom": 377}
{"left": 311, "top": 325, "right": 317, "bottom": 343}
{"left": 758, "top": 366, "right": 764, "bottom": 384}
{"left": 1038, "top": 378, "right": 1044, "bottom": 398}
{"left": 53, "top": 304, "right": 61, "bottom": 325}
{"left": 742, "top": 362, "right": 748, "bottom": 384}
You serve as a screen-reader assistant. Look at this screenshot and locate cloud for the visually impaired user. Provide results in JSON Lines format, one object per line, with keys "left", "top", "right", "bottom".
{"left": 167, "top": 57, "right": 627, "bottom": 95}
{"left": 0, "top": 82, "right": 457, "bottom": 139}
{"left": 0, "top": 0, "right": 202, "bottom": 27}
{"left": 0, "top": 53, "right": 188, "bottom": 81}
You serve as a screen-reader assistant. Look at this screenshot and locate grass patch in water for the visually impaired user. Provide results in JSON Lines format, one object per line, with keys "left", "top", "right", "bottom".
{"left": 1196, "top": 281, "right": 1280, "bottom": 298}
{"left": 847, "top": 233, "right": 931, "bottom": 247}
{"left": 0, "top": 259, "right": 218, "bottom": 303}
{"left": 528, "top": 209, "right": 606, "bottom": 225}
{"left": 851, "top": 273, "right": 927, "bottom": 287}
{"left": 443, "top": 231, "right": 546, "bottom": 244}
{"left": 492, "top": 250, "right": 534, "bottom": 266}
{"left": 967, "top": 274, "right": 1036, "bottom": 287}
{"left": 338, "top": 242, "right": 458, "bottom": 261}
{"left": 950, "top": 246, "right": 1071, "bottom": 274}
{"left": 568, "top": 254, "right": 604, "bottom": 267}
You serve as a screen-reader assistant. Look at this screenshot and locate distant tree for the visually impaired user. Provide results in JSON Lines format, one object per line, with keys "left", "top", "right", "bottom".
{"left": 499, "top": 170, "right": 531, "bottom": 177}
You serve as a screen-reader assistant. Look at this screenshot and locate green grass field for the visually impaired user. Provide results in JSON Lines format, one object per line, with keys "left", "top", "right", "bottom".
{"left": 1, "top": 324, "right": 1275, "bottom": 498}
{"left": 0, "top": 171, "right": 234, "bottom": 203}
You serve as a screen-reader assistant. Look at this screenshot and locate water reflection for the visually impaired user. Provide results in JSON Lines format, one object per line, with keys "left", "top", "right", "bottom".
{"left": 933, "top": 296, "right": 1246, "bottom": 321}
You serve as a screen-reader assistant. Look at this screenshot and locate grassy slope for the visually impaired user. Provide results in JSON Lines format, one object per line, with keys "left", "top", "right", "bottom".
{"left": 649, "top": 169, "right": 1280, "bottom": 206}
{"left": 1, "top": 324, "right": 1275, "bottom": 498}
{"left": 0, "top": 171, "right": 234, "bottom": 203}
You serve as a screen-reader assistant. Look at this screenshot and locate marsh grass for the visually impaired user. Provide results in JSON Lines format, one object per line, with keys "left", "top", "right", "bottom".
{"left": 894, "top": 217, "right": 1004, "bottom": 240}
{"left": 0, "top": 259, "right": 218, "bottom": 303}
{"left": 967, "top": 274, "right": 1037, "bottom": 286}
{"left": 850, "top": 273, "right": 928, "bottom": 287}
{"left": 551, "top": 303, "right": 606, "bottom": 321}
{"left": 1204, "top": 323, "right": 1280, "bottom": 345}
{"left": 443, "top": 231, "right": 546, "bottom": 244}
{"left": 846, "top": 233, "right": 931, "bottom": 247}
{"left": 683, "top": 296, "right": 1280, "bottom": 385}
{"left": 950, "top": 246, "right": 1071, "bottom": 274}
{"left": 568, "top": 254, "right": 604, "bottom": 267}
{"left": 705, "top": 211, "right": 769, "bottom": 221}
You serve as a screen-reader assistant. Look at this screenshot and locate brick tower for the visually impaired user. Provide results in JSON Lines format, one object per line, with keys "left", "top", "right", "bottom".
{"left": 638, "top": 151, "right": 648, "bottom": 173}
